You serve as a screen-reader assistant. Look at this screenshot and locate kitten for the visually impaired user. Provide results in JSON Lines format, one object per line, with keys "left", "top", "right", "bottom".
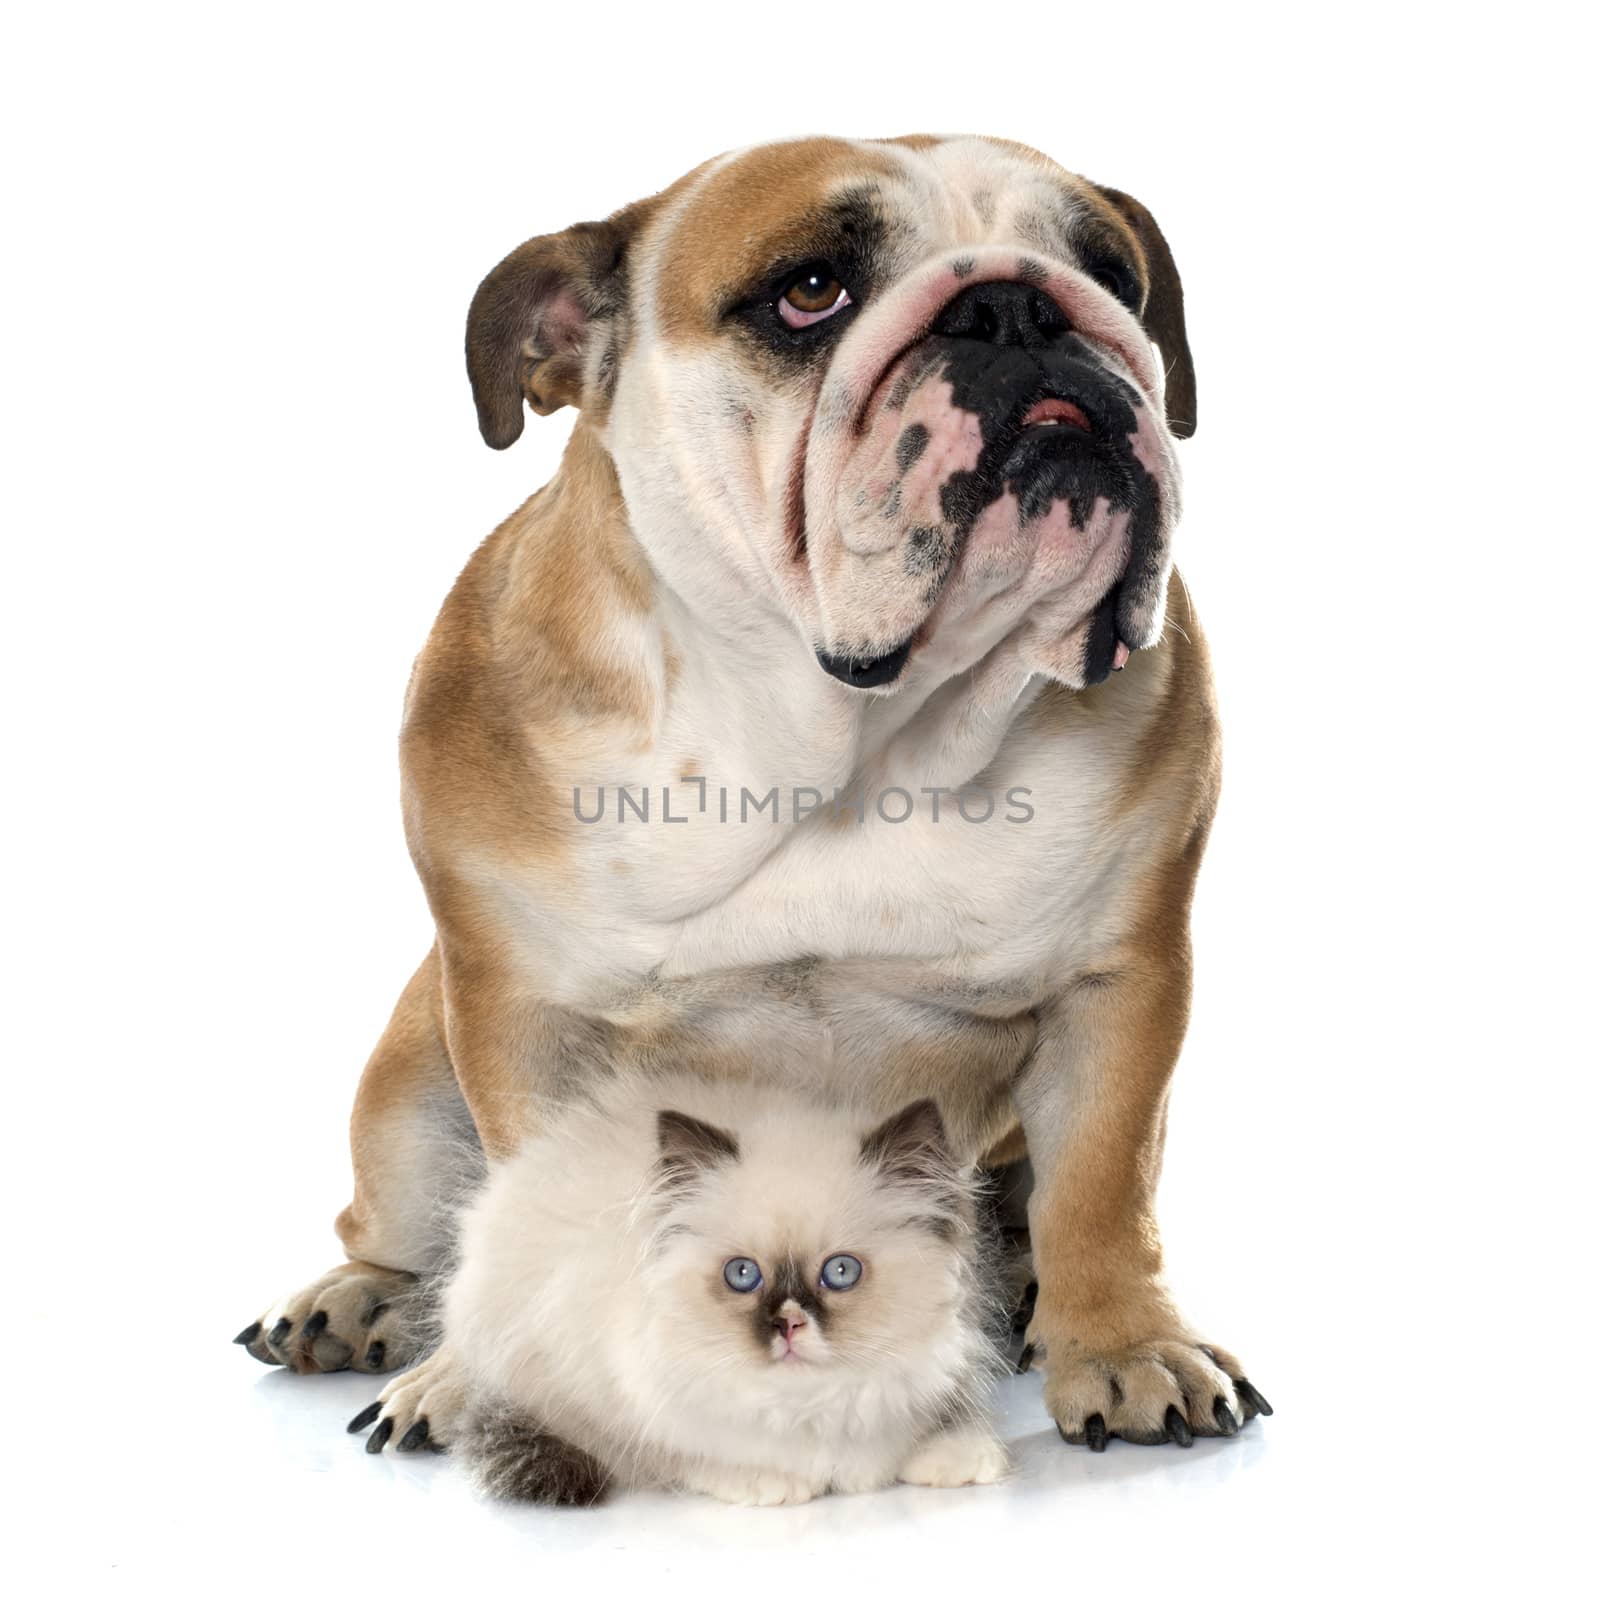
{"left": 444, "top": 1073, "right": 1006, "bottom": 1506}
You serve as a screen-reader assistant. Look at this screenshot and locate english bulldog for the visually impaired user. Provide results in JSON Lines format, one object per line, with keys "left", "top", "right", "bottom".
{"left": 237, "top": 134, "right": 1271, "bottom": 1457}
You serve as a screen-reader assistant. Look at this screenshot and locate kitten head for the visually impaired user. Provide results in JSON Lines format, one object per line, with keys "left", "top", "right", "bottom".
{"left": 647, "top": 1095, "right": 982, "bottom": 1391}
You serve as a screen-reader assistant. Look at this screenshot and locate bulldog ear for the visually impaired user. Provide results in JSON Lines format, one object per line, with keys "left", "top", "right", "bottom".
{"left": 465, "top": 208, "right": 640, "bottom": 448}
{"left": 1091, "top": 186, "right": 1197, "bottom": 439}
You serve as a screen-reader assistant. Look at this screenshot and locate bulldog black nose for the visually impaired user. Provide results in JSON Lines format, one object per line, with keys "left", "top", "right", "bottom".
{"left": 932, "top": 280, "right": 1068, "bottom": 349}
{"left": 815, "top": 638, "right": 913, "bottom": 689}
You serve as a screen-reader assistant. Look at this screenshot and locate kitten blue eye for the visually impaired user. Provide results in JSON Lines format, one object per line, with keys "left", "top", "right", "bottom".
{"left": 820, "top": 1254, "right": 863, "bottom": 1291}
{"left": 723, "top": 1257, "right": 763, "bottom": 1293}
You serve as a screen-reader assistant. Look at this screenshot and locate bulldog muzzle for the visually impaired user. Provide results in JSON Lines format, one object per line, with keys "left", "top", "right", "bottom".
{"left": 804, "top": 260, "right": 1180, "bottom": 693}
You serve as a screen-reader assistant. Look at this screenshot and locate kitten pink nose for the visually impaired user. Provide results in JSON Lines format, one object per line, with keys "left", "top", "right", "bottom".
{"left": 773, "top": 1311, "right": 807, "bottom": 1339}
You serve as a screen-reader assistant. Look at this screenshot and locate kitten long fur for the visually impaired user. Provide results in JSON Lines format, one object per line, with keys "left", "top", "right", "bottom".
{"left": 445, "top": 1073, "right": 1004, "bottom": 1506}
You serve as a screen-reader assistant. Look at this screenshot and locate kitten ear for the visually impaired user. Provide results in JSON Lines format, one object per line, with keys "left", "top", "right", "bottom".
{"left": 860, "top": 1098, "right": 949, "bottom": 1183}
{"left": 656, "top": 1109, "right": 740, "bottom": 1191}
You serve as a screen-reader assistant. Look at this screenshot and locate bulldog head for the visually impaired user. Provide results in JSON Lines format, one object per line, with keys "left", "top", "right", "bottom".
{"left": 465, "top": 136, "right": 1195, "bottom": 693}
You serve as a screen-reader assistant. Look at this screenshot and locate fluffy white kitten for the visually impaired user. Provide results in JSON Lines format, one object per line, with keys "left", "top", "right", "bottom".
{"left": 445, "top": 1073, "right": 1006, "bottom": 1506}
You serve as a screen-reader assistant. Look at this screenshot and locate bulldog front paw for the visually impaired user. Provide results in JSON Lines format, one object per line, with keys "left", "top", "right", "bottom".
{"left": 899, "top": 1425, "right": 1009, "bottom": 1487}
{"left": 234, "top": 1263, "right": 424, "bottom": 1375}
{"left": 1033, "top": 1333, "right": 1271, "bottom": 1450}
{"left": 346, "top": 1346, "right": 466, "bottom": 1455}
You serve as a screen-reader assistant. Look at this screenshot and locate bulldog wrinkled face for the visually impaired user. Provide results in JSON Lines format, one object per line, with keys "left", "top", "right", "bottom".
{"left": 477, "top": 136, "right": 1195, "bottom": 695}
{"left": 797, "top": 248, "right": 1180, "bottom": 692}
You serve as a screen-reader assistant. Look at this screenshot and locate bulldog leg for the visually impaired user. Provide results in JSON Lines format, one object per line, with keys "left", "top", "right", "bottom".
{"left": 432, "top": 941, "right": 616, "bottom": 1162}
{"left": 1015, "top": 956, "right": 1271, "bottom": 1448}
{"left": 339, "top": 960, "right": 609, "bottom": 1455}
{"left": 234, "top": 947, "right": 479, "bottom": 1374}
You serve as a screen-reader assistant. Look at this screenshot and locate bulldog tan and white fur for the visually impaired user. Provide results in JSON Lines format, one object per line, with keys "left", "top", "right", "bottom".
{"left": 237, "top": 134, "right": 1271, "bottom": 1461}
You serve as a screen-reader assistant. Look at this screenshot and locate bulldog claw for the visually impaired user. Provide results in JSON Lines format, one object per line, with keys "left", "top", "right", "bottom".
{"left": 1211, "top": 1396, "right": 1239, "bottom": 1436}
{"left": 1164, "top": 1405, "right": 1193, "bottom": 1447}
{"left": 347, "top": 1401, "right": 383, "bottom": 1434}
{"left": 232, "top": 1322, "right": 261, "bottom": 1346}
{"left": 1084, "top": 1413, "right": 1109, "bottom": 1452}
{"left": 365, "top": 1416, "right": 395, "bottom": 1454}
{"left": 1235, "top": 1379, "right": 1273, "bottom": 1418}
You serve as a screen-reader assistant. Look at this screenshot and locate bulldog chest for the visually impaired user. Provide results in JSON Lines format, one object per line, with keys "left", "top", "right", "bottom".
{"left": 661, "top": 781, "right": 1128, "bottom": 988}
{"left": 531, "top": 768, "right": 1118, "bottom": 1005}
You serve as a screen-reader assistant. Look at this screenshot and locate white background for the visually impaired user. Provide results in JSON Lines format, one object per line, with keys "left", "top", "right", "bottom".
{"left": 5, "top": 4, "right": 1594, "bottom": 1595}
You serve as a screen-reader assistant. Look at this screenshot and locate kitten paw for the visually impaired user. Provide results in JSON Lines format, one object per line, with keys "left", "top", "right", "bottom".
{"left": 346, "top": 1346, "right": 466, "bottom": 1455}
{"left": 234, "top": 1263, "right": 423, "bottom": 1375}
{"left": 829, "top": 1464, "right": 897, "bottom": 1496}
{"left": 691, "top": 1466, "right": 826, "bottom": 1506}
{"left": 899, "top": 1426, "right": 1008, "bottom": 1488}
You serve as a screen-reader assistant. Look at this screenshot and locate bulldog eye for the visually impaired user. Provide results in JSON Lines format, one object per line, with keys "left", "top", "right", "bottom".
{"left": 778, "top": 264, "right": 852, "bottom": 328}
{"left": 723, "top": 1256, "right": 763, "bottom": 1293}
{"left": 1087, "top": 260, "right": 1141, "bottom": 312}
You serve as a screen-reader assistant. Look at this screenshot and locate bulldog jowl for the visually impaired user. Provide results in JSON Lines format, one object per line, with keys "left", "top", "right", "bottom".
{"left": 802, "top": 254, "right": 1181, "bottom": 701}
